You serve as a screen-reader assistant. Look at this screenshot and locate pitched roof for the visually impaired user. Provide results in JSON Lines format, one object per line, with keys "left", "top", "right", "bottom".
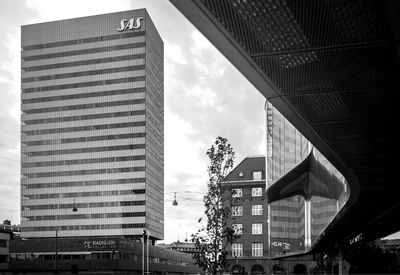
{"left": 224, "top": 156, "right": 265, "bottom": 182}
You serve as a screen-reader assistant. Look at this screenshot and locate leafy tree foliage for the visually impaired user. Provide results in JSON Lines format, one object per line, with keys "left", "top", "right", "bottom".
{"left": 191, "top": 136, "right": 239, "bottom": 274}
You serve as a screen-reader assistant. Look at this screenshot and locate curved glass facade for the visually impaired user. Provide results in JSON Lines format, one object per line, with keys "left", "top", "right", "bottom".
{"left": 266, "top": 101, "right": 349, "bottom": 257}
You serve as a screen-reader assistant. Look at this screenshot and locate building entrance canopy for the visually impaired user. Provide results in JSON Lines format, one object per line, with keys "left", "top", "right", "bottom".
{"left": 171, "top": 0, "right": 400, "bottom": 252}
{"left": 267, "top": 149, "right": 345, "bottom": 203}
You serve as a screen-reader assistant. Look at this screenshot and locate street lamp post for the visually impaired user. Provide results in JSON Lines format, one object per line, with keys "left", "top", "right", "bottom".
{"left": 54, "top": 203, "right": 78, "bottom": 274}
{"left": 142, "top": 231, "right": 145, "bottom": 275}
{"left": 142, "top": 229, "right": 151, "bottom": 274}
{"left": 147, "top": 230, "right": 149, "bottom": 274}
{"left": 55, "top": 229, "right": 58, "bottom": 274}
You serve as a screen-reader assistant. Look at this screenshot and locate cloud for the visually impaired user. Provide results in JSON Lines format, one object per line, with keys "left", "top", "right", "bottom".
{"left": 0, "top": 0, "right": 41, "bottom": 226}
{"left": 0, "top": 0, "right": 267, "bottom": 242}
{"left": 166, "top": 27, "right": 266, "bottom": 166}
{"left": 190, "top": 31, "right": 213, "bottom": 50}
{"left": 190, "top": 31, "right": 226, "bottom": 81}
{"left": 162, "top": 25, "right": 266, "bottom": 241}
{"left": 25, "top": 0, "right": 132, "bottom": 21}
{"left": 166, "top": 41, "right": 188, "bottom": 65}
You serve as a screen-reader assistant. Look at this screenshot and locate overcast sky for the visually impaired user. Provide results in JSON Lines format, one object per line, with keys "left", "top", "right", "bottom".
{"left": 0, "top": 0, "right": 265, "bottom": 243}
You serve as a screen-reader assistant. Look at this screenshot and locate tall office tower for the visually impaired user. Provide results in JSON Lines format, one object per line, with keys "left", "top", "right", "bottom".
{"left": 266, "top": 101, "right": 309, "bottom": 257}
{"left": 266, "top": 101, "right": 347, "bottom": 257}
{"left": 20, "top": 10, "right": 164, "bottom": 240}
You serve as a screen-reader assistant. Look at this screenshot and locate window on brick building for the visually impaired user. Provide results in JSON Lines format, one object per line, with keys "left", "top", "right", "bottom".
{"left": 252, "top": 205, "right": 263, "bottom": 215}
{"left": 251, "top": 187, "right": 262, "bottom": 197}
{"left": 252, "top": 223, "right": 262, "bottom": 235}
{"left": 252, "top": 243, "right": 263, "bottom": 257}
{"left": 232, "top": 243, "right": 243, "bottom": 257}
{"left": 232, "top": 206, "right": 243, "bottom": 216}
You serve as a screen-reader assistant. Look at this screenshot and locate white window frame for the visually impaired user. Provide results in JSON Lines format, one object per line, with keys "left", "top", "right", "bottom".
{"left": 252, "top": 171, "right": 262, "bottom": 181}
{"left": 252, "top": 205, "right": 263, "bottom": 215}
{"left": 252, "top": 223, "right": 262, "bottom": 235}
{"left": 251, "top": 187, "right": 262, "bottom": 197}
{"left": 232, "top": 243, "right": 243, "bottom": 257}
{"left": 232, "top": 206, "right": 243, "bottom": 216}
{"left": 252, "top": 243, "right": 263, "bottom": 257}
{"left": 232, "top": 188, "right": 243, "bottom": 198}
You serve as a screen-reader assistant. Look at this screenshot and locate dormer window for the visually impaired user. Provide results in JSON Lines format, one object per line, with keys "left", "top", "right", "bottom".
{"left": 238, "top": 172, "right": 244, "bottom": 178}
{"left": 252, "top": 171, "right": 262, "bottom": 181}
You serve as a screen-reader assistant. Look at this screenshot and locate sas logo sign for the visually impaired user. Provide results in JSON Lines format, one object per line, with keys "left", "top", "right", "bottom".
{"left": 117, "top": 17, "right": 143, "bottom": 32}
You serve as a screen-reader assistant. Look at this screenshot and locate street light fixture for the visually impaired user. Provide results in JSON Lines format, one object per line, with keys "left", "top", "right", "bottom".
{"left": 72, "top": 199, "right": 78, "bottom": 212}
{"left": 172, "top": 192, "right": 178, "bottom": 206}
{"left": 170, "top": 191, "right": 205, "bottom": 206}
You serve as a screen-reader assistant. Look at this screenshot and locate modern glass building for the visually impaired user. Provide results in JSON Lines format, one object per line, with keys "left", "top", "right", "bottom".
{"left": 266, "top": 101, "right": 308, "bottom": 256}
{"left": 266, "top": 101, "right": 348, "bottom": 257}
{"left": 20, "top": 9, "right": 164, "bottom": 240}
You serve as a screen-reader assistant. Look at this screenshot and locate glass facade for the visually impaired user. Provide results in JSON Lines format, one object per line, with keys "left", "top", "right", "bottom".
{"left": 21, "top": 9, "right": 164, "bottom": 240}
{"left": 266, "top": 101, "right": 349, "bottom": 257}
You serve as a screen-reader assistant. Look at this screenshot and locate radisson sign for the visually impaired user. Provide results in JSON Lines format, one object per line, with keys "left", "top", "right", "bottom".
{"left": 117, "top": 17, "right": 143, "bottom": 31}
{"left": 83, "top": 239, "right": 117, "bottom": 250}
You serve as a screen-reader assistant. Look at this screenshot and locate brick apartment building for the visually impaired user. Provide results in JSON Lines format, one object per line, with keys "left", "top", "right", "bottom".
{"left": 223, "top": 156, "right": 269, "bottom": 274}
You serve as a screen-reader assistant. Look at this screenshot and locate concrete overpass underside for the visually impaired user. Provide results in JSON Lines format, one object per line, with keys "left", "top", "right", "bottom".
{"left": 170, "top": 0, "right": 400, "bottom": 252}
